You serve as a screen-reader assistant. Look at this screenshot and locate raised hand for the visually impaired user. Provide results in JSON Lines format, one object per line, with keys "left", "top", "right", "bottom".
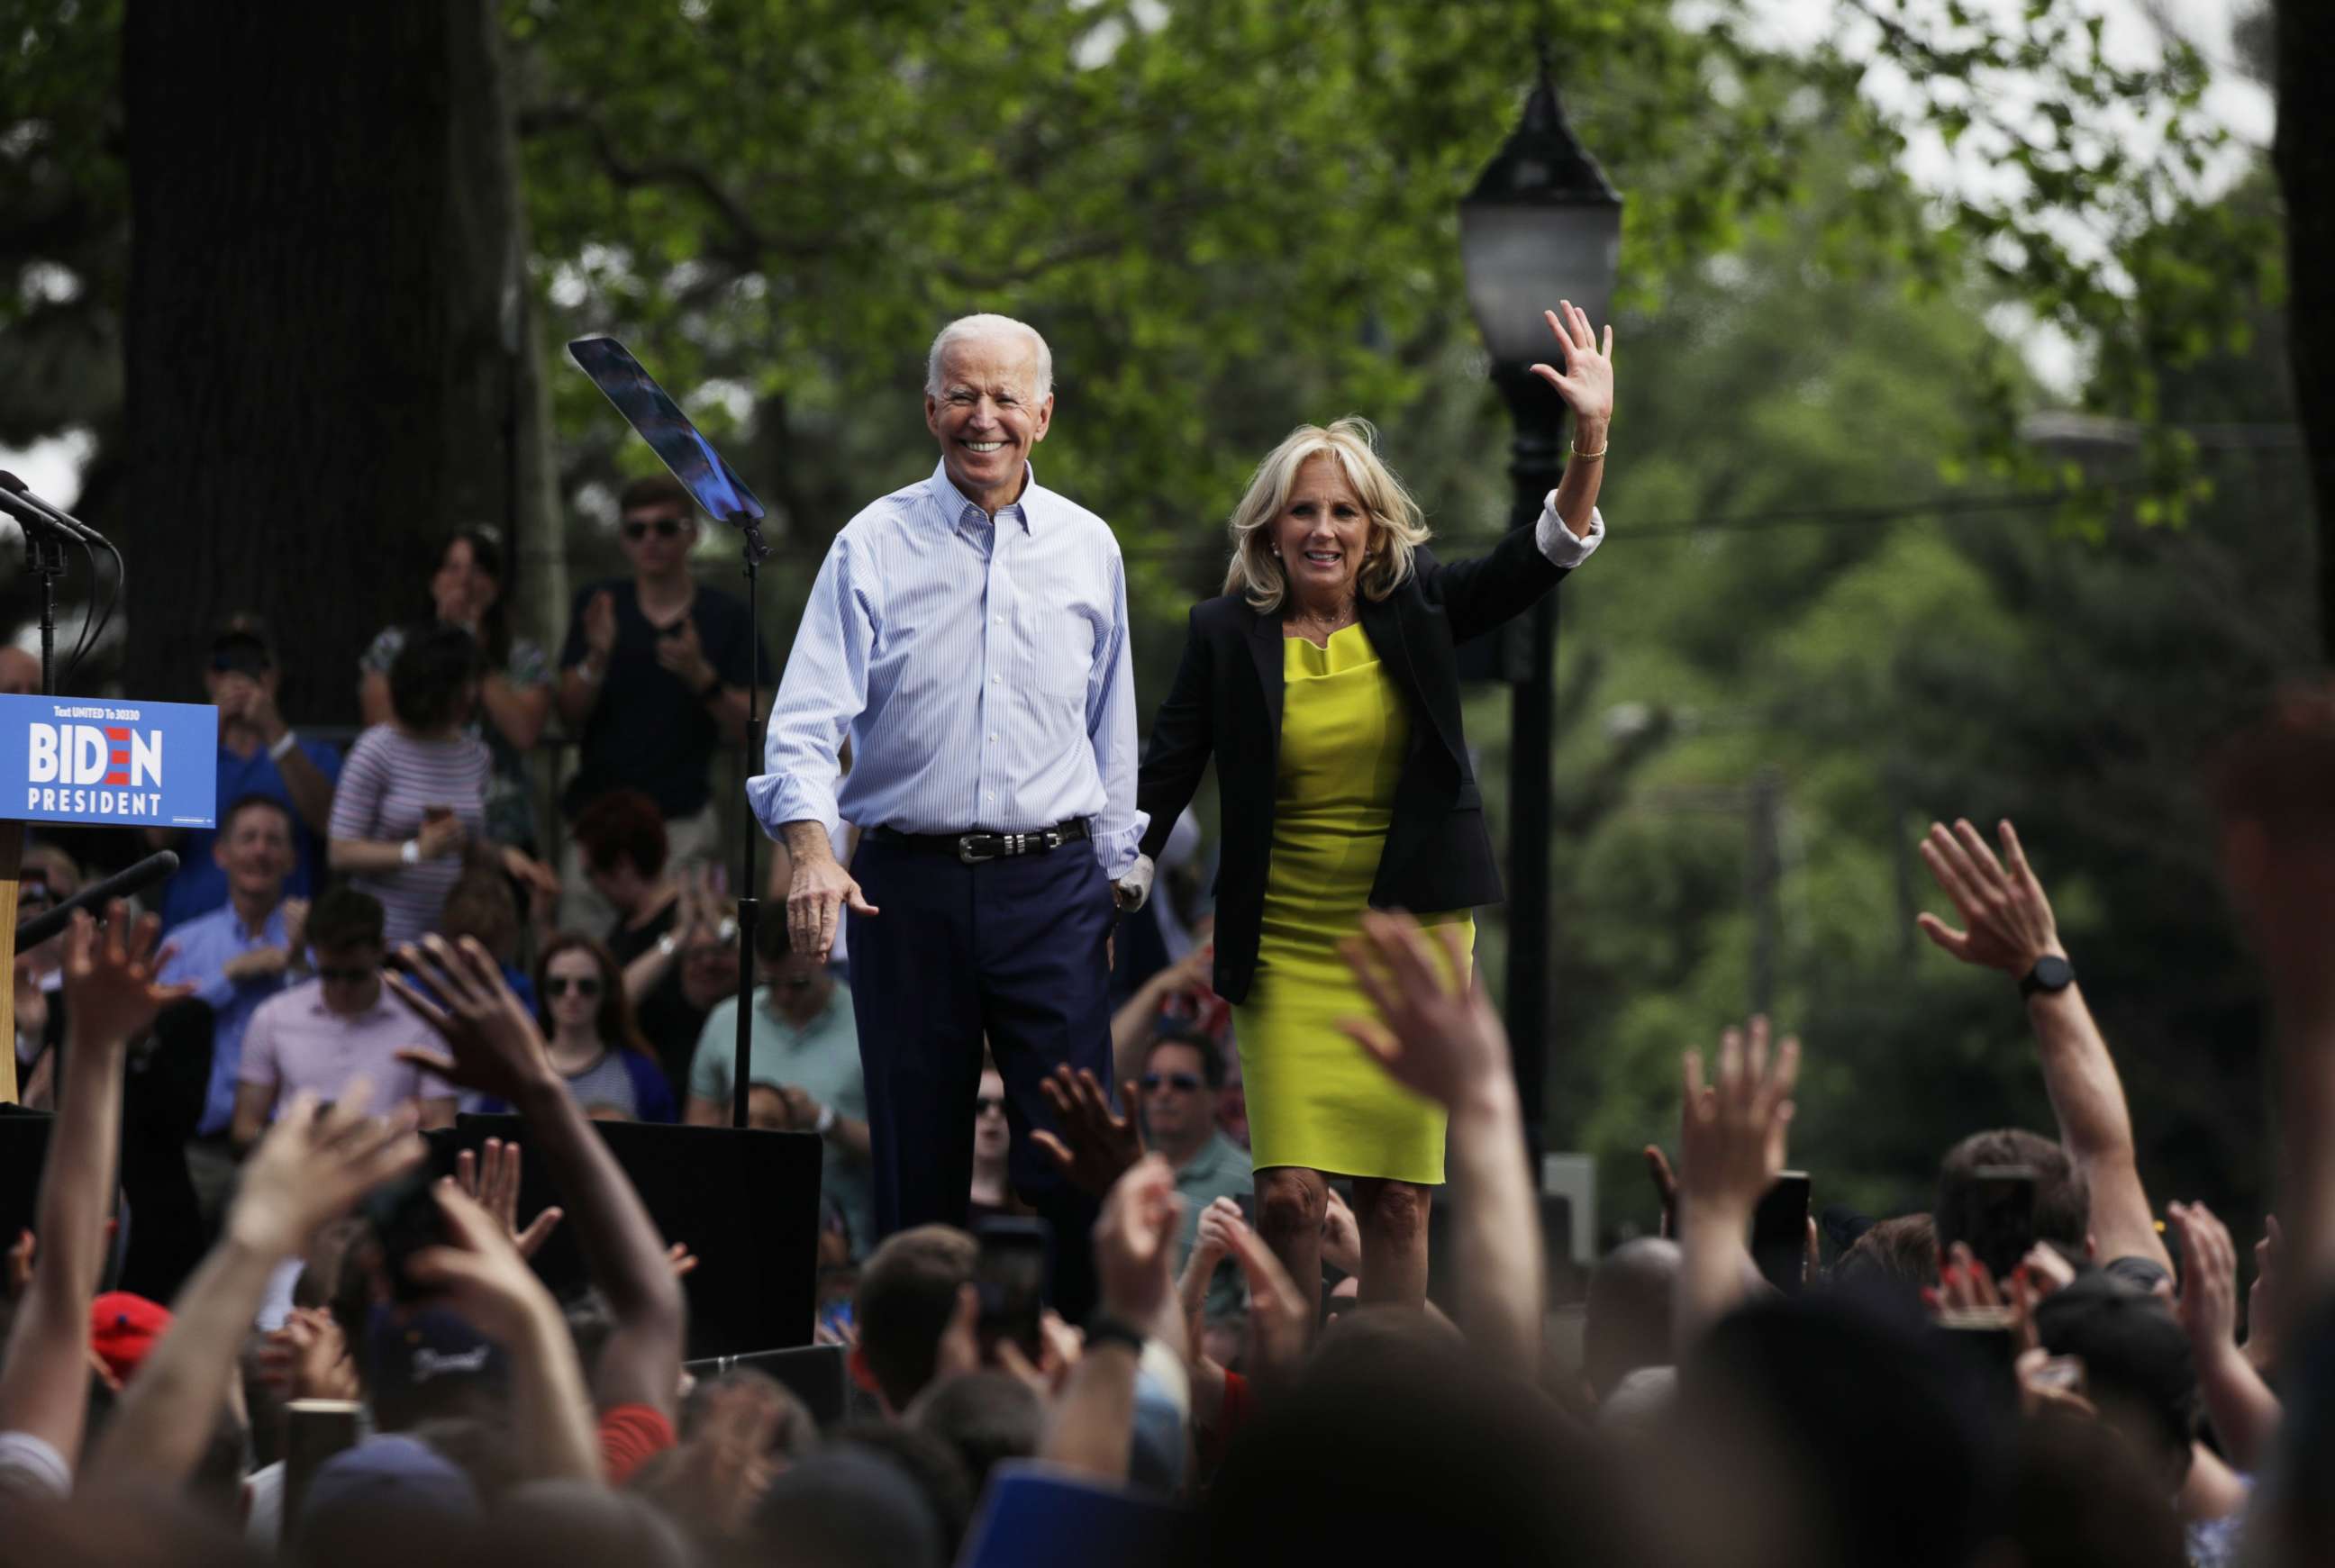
{"left": 1677, "top": 1017, "right": 1801, "bottom": 1228}
{"left": 583, "top": 590, "right": 618, "bottom": 659}
{"left": 404, "top": 1181, "right": 565, "bottom": 1345}
{"left": 654, "top": 616, "right": 717, "bottom": 692}
{"left": 1916, "top": 819, "right": 2061, "bottom": 975}
{"left": 228, "top": 1086, "right": 428, "bottom": 1257}
{"left": 2172, "top": 1201, "right": 2242, "bottom": 1353}
{"left": 387, "top": 934, "right": 558, "bottom": 1103}
{"left": 1225, "top": 1215, "right": 1311, "bottom": 1388}
{"left": 1644, "top": 1145, "right": 1680, "bottom": 1237}
{"left": 2247, "top": 1216, "right": 2284, "bottom": 1374}
{"left": 1320, "top": 1185, "right": 1363, "bottom": 1277}
{"left": 1337, "top": 911, "right": 1508, "bottom": 1111}
{"left": 1526, "top": 300, "right": 1614, "bottom": 435}
{"left": 2171, "top": 1199, "right": 2285, "bottom": 1471}
{"left": 1095, "top": 1155, "right": 1183, "bottom": 1336}
{"left": 255, "top": 1306, "right": 359, "bottom": 1403}
{"left": 1031, "top": 1065, "right": 1144, "bottom": 1198}
{"left": 59, "top": 903, "right": 192, "bottom": 1051}
{"left": 456, "top": 1137, "right": 564, "bottom": 1260}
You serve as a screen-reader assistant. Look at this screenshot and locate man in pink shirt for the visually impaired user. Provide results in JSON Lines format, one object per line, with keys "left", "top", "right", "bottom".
{"left": 232, "top": 887, "right": 455, "bottom": 1147}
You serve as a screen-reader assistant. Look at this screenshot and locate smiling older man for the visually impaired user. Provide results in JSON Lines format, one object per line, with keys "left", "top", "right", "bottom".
{"left": 751, "top": 313, "right": 1145, "bottom": 1316}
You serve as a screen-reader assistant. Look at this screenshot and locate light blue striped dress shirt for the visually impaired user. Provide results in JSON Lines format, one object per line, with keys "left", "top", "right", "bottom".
{"left": 750, "top": 459, "right": 1148, "bottom": 877}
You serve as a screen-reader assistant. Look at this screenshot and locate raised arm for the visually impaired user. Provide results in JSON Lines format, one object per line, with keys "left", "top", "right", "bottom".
{"left": 1672, "top": 1018, "right": 1801, "bottom": 1355}
{"left": 1431, "top": 304, "right": 1613, "bottom": 645}
{"left": 1916, "top": 819, "right": 2172, "bottom": 1273}
{"left": 2170, "top": 1200, "right": 2281, "bottom": 1472}
{"left": 1338, "top": 911, "right": 1541, "bottom": 1370}
{"left": 88, "top": 1090, "right": 424, "bottom": 1489}
{"left": 389, "top": 936, "right": 686, "bottom": 1418}
{"left": 0, "top": 906, "right": 191, "bottom": 1472}
{"left": 408, "top": 1183, "right": 602, "bottom": 1484}
{"left": 1040, "top": 1154, "right": 1186, "bottom": 1482}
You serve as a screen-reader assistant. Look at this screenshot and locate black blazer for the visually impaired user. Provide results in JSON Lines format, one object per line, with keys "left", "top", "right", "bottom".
{"left": 1136, "top": 521, "right": 1577, "bottom": 1004}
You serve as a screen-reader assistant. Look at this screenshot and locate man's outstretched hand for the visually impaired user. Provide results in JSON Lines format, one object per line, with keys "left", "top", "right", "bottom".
{"left": 1336, "top": 910, "right": 1509, "bottom": 1112}
{"left": 1031, "top": 1066, "right": 1144, "bottom": 1198}
{"left": 1676, "top": 1017, "right": 1801, "bottom": 1230}
{"left": 60, "top": 902, "right": 192, "bottom": 1050}
{"left": 1915, "top": 819, "right": 2062, "bottom": 976}
{"left": 387, "top": 935, "right": 557, "bottom": 1103}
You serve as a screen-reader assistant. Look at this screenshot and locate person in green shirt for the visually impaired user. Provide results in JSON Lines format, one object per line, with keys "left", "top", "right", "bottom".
{"left": 1140, "top": 1029, "right": 1251, "bottom": 1315}
{"left": 686, "top": 919, "right": 876, "bottom": 1258}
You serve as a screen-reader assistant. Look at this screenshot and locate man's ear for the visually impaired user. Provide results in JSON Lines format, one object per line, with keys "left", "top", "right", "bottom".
{"left": 2085, "top": 1230, "right": 2099, "bottom": 1260}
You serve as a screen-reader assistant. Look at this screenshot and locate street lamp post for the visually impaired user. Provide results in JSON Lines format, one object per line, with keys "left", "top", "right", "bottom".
{"left": 1458, "top": 61, "right": 1621, "bottom": 1155}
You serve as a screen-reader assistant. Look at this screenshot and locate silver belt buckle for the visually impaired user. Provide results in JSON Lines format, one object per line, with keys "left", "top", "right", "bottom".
{"left": 957, "top": 834, "right": 998, "bottom": 866}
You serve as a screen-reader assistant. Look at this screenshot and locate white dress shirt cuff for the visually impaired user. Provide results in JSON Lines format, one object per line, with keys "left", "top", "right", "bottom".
{"left": 1091, "top": 818, "right": 1147, "bottom": 884}
{"left": 1536, "top": 499, "right": 1605, "bottom": 569}
{"left": 747, "top": 771, "right": 843, "bottom": 847}
{"left": 1115, "top": 853, "right": 1156, "bottom": 912}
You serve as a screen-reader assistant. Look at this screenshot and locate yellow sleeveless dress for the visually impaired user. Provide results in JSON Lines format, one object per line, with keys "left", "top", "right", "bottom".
{"left": 1231, "top": 622, "right": 1474, "bottom": 1184}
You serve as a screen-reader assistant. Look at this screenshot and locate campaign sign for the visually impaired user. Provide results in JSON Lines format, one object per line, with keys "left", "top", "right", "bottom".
{"left": 0, "top": 693, "right": 216, "bottom": 829}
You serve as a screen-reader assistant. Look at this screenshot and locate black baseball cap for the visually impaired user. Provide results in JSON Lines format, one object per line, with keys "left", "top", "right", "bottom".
{"left": 209, "top": 613, "right": 276, "bottom": 673}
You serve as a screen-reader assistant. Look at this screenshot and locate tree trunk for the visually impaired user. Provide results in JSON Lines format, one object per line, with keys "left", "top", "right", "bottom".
{"left": 119, "top": 0, "right": 549, "bottom": 721}
{"left": 2276, "top": 0, "right": 2335, "bottom": 661}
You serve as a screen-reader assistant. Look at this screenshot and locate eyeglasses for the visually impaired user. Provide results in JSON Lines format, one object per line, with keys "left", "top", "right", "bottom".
{"left": 315, "top": 965, "right": 374, "bottom": 985}
{"left": 975, "top": 1096, "right": 1006, "bottom": 1117}
{"left": 621, "top": 517, "right": 686, "bottom": 541}
{"left": 546, "top": 976, "right": 602, "bottom": 998}
{"left": 1141, "top": 1072, "right": 1203, "bottom": 1093}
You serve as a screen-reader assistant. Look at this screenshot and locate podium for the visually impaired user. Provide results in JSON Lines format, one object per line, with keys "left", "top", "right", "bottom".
{"left": 0, "top": 693, "right": 219, "bottom": 1106}
{"left": 440, "top": 1114, "right": 825, "bottom": 1360}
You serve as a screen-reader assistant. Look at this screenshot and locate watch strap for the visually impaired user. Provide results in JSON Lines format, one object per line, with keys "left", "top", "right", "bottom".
{"left": 2019, "top": 955, "right": 2075, "bottom": 1000}
{"left": 1085, "top": 1313, "right": 1146, "bottom": 1356}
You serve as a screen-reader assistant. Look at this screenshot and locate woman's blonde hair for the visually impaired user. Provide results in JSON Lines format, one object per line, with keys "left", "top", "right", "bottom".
{"left": 1222, "top": 417, "right": 1431, "bottom": 614}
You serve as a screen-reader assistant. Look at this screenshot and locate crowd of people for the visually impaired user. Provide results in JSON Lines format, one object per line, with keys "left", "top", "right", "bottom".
{"left": 4, "top": 305, "right": 2332, "bottom": 1567}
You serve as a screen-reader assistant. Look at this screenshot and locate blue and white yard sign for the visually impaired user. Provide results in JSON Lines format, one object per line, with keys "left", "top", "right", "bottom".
{"left": 0, "top": 693, "right": 217, "bottom": 829}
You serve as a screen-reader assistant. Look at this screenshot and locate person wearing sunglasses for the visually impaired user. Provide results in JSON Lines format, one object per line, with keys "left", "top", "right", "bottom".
{"left": 554, "top": 472, "right": 771, "bottom": 933}
{"left": 525, "top": 934, "right": 675, "bottom": 1123}
{"left": 230, "top": 887, "right": 456, "bottom": 1151}
{"left": 1139, "top": 1029, "right": 1250, "bottom": 1317}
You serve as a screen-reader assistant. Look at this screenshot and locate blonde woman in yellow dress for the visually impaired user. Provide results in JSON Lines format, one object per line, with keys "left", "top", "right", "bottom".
{"left": 1131, "top": 303, "right": 1615, "bottom": 1308}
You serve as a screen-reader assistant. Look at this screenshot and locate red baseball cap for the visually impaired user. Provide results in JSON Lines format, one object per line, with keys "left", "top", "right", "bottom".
{"left": 90, "top": 1292, "right": 172, "bottom": 1384}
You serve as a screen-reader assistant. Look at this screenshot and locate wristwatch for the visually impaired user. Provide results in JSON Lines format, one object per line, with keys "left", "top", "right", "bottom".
{"left": 2019, "top": 954, "right": 2076, "bottom": 1001}
{"left": 1085, "top": 1313, "right": 1146, "bottom": 1356}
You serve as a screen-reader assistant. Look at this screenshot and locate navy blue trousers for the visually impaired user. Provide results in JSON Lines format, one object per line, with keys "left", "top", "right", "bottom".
{"left": 846, "top": 833, "right": 1113, "bottom": 1319}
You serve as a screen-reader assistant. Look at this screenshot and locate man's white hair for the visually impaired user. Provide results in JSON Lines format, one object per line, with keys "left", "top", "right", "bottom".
{"left": 924, "top": 313, "right": 1054, "bottom": 401}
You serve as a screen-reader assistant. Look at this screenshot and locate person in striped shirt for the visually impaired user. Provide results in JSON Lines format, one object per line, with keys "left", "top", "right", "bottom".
{"left": 327, "top": 625, "right": 495, "bottom": 947}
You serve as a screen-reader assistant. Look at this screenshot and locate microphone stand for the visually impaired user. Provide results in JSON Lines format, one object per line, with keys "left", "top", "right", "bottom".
{"left": 27, "top": 527, "right": 65, "bottom": 697}
{"left": 729, "top": 516, "right": 771, "bottom": 1130}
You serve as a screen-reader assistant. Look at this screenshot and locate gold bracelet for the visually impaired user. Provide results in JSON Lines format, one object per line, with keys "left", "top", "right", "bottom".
{"left": 1570, "top": 440, "right": 1608, "bottom": 461}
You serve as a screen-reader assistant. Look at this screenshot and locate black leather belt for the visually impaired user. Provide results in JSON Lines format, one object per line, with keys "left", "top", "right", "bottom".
{"left": 873, "top": 819, "right": 1090, "bottom": 866}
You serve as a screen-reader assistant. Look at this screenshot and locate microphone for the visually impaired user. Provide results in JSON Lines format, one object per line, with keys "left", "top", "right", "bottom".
{"left": 0, "top": 471, "right": 104, "bottom": 546}
{"left": 15, "top": 850, "right": 181, "bottom": 950}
